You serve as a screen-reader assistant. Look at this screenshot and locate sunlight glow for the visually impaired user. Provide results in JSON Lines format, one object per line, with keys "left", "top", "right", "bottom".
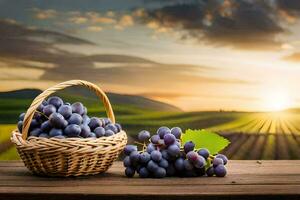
{"left": 263, "top": 90, "right": 292, "bottom": 111}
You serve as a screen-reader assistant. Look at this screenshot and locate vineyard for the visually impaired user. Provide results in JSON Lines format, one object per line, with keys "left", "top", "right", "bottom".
{"left": 210, "top": 112, "right": 300, "bottom": 160}
{"left": 0, "top": 111, "right": 299, "bottom": 160}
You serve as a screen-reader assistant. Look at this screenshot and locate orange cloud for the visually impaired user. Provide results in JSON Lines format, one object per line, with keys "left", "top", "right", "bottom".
{"left": 283, "top": 52, "right": 300, "bottom": 62}
{"left": 87, "top": 26, "right": 103, "bottom": 32}
{"left": 69, "top": 16, "right": 88, "bottom": 24}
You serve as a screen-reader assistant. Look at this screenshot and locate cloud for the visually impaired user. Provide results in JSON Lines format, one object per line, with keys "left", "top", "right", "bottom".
{"left": 282, "top": 52, "right": 300, "bottom": 62}
{"left": 32, "top": 8, "right": 57, "bottom": 20}
{"left": 0, "top": 19, "right": 94, "bottom": 62}
{"left": 0, "top": 18, "right": 251, "bottom": 97}
{"left": 92, "top": 17, "right": 116, "bottom": 24}
{"left": 135, "top": 0, "right": 300, "bottom": 50}
{"left": 69, "top": 16, "right": 88, "bottom": 24}
{"left": 118, "top": 15, "right": 134, "bottom": 27}
{"left": 87, "top": 26, "right": 103, "bottom": 32}
{"left": 106, "top": 11, "right": 115, "bottom": 17}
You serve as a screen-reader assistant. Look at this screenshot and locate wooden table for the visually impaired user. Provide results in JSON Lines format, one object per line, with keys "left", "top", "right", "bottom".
{"left": 0, "top": 160, "right": 299, "bottom": 200}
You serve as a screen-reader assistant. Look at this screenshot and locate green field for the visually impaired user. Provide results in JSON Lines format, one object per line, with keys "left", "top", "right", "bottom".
{"left": 0, "top": 89, "right": 299, "bottom": 160}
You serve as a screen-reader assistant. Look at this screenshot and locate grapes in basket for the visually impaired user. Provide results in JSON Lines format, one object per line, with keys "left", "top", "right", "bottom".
{"left": 123, "top": 127, "right": 229, "bottom": 178}
{"left": 17, "top": 96, "right": 122, "bottom": 139}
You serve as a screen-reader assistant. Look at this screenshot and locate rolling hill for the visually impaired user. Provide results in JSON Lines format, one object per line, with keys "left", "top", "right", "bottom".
{"left": 0, "top": 88, "right": 180, "bottom": 124}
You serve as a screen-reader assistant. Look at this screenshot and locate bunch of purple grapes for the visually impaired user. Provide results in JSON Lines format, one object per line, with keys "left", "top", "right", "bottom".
{"left": 17, "top": 96, "right": 122, "bottom": 139}
{"left": 123, "top": 126, "right": 228, "bottom": 178}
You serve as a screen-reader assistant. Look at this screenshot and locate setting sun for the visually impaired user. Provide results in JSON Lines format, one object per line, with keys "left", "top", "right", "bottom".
{"left": 263, "top": 91, "right": 292, "bottom": 111}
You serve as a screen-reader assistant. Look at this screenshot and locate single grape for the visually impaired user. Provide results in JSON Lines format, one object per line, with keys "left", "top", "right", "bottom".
{"left": 186, "top": 151, "right": 198, "bottom": 162}
{"left": 17, "top": 121, "right": 23, "bottom": 132}
{"left": 64, "top": 102, "right": 71, "bottom": 106}
{"left": 183, "top": 159, "right": 194, "bottom": 170}
{"left": 129, "top": 151, "right": 140, "bottom": 164}
{"left": 184, "top": 141, "right": 195, "bottom": 153}
{"left": 124, "top": 145, "right": 137, "bottom": 156}
{"left": 138, "top": 130, "right": 151, "bottom": 142}
{"left": 147, "top": 160, "right": 159, "bottom": 172}
{"left": 139, "top": 152, "right": 151, "bottom": 164}
{"left": 158, "top": 159, "right": 169, "bottom": 168}
{"left": 41, "top": 121, "right": 52, "bottom": 133}
{"left": 30, "top": 119, "right": 40, "bottom": 129}
{"left": 19, "top": 113, "right": 25, "bottom": 121}
{"left": 138, "top": 167, "right": 149, "bottom": 178}
{"left": 80, "top": 124, "right": 91, "bottom": 138}
{"left": 88, "top": 117, "right": 102, "bottom": 130}
{"left": 166, "top": 163, "right": 176, "bottom": 176}
{"left": 154, "top": 167, "right": 166, "bottom": 178}
{"left": 125, "top": 167, "right": 135, "bottom": 177}
{"left": 157, "top": 126, "right": 171, "bottom": 139}
{"left": 104, "top": 129, "right": 114, "bottom": 136}
{"left": 105, "top": 124, "right": 118, "bottom": 133}
{"left": 213, "top": 157, "right": 224, "bottom": 167}
{"left": 43, "top": 105, "right": 56, "bottom": 117}
{"left": 39, "top": 133, "right": 49, "bottom": 138}
{"left": 206, "top": 166, "right": 214, "bottom": 177}
{"left": 71, "top": 102, "right": 85, "bottom": 115}
{"left": 174, "top": 158, "right": 185, "bottom": 171}
{"left": 123, "top": 156, "right": 131, "bottom": 167}
{"left": 171, "top": 127, "right": 182, "bottom": 139}
{"left": 88, "top": 132, "right": 97, "bottom": 138}
{"left": 82, "top": 115, "right": 90, "bottom": 125}
{"left": 47, "top": 96, "right": 63, "bottom": 109}
{"left": 49, "top": 128, "right": 63, "bottom": 137}
{"left": 214, "top": 165, "right": 227, "bottom": 177}
{"left": 29, "top": 128, "right": 41, "bottom": 137}
{"left": 63, "top": 120, "right": 68, "bottom": 128}
{"left": 37, "top": 103, "right": 44, "bottom": 112}
{"left": 54, "top": 135, "right": 66, "bottom": 139}
{"left": 58, "top": 105, "right": 72, "bottom": 119}
{"left": 146, "top": 143, "right": 156, "bottom": 153}
{"left": 68, "top": 113, "right": 83, "bottom": 125}
{"left": 194, "top": 155, "right": 206, "bottom": 168}
{"left": 64, "top": 124, "right": 81, "bottom": 137}
{"left": 151, "top": 150, "right": 162, "bottom": 162}
{"left": 197, "top": 148, "right": 210, "bottom": 160}
{"left": 49, "top": 113, "right": 65, "bottom": 128}
{"left": 33, "top": 112, "right": 43, "bottom": 121}
{"left": 150, "top": 134, "right": 160, "bottom": 144}
{"left": 216, "top": 154, "right": 228, "bottom": 165}
{"left": 163, "top": 133, "right": 176, "bottom": 146}
{"left": 167, "top": 144, "right": 180, "bottom": 157}
{"left": 103, "top": 118, "right": 112, "bottom": 125}
{"left": 161, "top": 150, "right": 170, "bottom": 160}
{"left": 94, "top": 127, "right": 105, "bottom": 138}
{"left": 115, "top": 123, "right": 122, "bottom": 132}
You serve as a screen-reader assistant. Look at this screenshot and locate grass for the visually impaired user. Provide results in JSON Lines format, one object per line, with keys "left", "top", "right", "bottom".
{"left": 0, "top": 147, "right": 19, "bottom": 160}
{"left": 0, "top": 124, "right": 16, "bottom": 142}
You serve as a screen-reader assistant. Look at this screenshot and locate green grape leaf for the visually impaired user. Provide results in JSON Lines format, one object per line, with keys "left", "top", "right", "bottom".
{"left": 181, "top": 129, "right": 230, "bottom": 155}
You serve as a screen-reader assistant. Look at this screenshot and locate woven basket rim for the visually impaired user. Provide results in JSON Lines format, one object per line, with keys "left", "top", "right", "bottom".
{"left": 12, "top": 129, "right": 127, "bottom": 145}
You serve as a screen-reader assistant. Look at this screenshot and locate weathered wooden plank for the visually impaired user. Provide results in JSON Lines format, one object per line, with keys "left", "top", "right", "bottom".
{"left": 0, "top": 161, "right": 299, "bottom": 200}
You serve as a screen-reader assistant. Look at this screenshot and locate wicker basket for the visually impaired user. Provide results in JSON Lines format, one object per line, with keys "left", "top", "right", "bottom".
{"left": 11, "top": 80, "right": 127, "bottom": 177}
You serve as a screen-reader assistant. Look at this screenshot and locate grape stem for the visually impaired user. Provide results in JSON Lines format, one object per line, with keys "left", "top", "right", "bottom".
{"left": 134, "top": 141, "right": 147, "bottom": 152}
{"left": 35, "top": 110, "right": 49, "bottom": 120}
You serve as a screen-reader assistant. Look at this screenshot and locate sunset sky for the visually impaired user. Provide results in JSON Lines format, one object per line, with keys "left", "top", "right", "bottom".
{"left": 1, "top": 0, "right": 300, "bottom": 111}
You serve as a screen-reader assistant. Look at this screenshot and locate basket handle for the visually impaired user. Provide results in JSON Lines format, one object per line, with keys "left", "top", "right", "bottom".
{"left": 21, "top": 80, "right": 115, "bottom": 139}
